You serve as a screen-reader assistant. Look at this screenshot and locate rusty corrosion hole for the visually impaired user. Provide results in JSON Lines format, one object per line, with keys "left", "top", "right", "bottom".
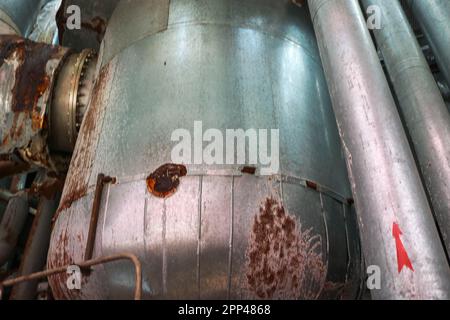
{"left": 241, "top": 166, "right": 257, "bottom": 175}
{"left": 306, "top": 180, "right": 318, "bottom": 191}
{"left": 245, "top": 198, "right": 326, "bottom": 300}
{"left": 146, "top": 164, "right": 187, "bottom": 198}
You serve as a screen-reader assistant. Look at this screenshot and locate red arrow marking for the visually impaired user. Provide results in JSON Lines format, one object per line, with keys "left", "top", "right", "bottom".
{"left": 392, "top": 222, "right": 414, "bottom": 273}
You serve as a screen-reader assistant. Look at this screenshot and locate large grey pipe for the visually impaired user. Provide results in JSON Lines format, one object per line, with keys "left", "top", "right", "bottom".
{"left": 406, "top": 0, "right": 450, "bottom": 87}
{"left": 360, "top": 0, "right": 450, "bottom": 256}
{"left": 308, "top": 0, "right": 450, "bottom": 299}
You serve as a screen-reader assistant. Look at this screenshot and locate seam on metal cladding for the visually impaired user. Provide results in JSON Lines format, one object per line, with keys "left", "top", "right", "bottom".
{"left": 113, "top": 172, "right": 350, "bottom": 205}
{"left": 227, "top": 176, "right": 235, "bottom": 300}
{"left": 309, "top": 0, "right": 331, "bottom": 24}
{"left": 143, "top": 196, "right": 148, "bottom": 273}
{"left": 342, "top": 203, "right": 352, "bottom": 286}
{"left": 100, "top": 182, "right": 111, "bottom": 258}
{"left": 162, "top": 200, "right": 167, "bottom": 296}
{"left": 104, "top": 21, "right": 321, "bottom": 67}
{"left": 168, "top": 21, "right": 321, "bottom": 66}
{"left": 319, "top": 193, "right": 330, "bottom": 278}
{"left": 196, "top": 175, "right": 203, "bottom": 299}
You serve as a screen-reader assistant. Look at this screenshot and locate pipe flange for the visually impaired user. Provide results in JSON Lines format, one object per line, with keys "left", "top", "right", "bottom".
{"left": 49, "top": 49, "right": 98, "bottom": 153}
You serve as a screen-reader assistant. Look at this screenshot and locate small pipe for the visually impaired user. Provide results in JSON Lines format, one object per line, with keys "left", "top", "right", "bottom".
{"left": 0, "top": 253, "right": 143, "bottom": 300}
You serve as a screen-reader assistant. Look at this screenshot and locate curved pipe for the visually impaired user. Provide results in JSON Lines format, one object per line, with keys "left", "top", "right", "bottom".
{"left": 308, "top": 0, "right": 450, "bottom": 299}
{"left": 406, "top": 0, "right": 450, "bottom": 87}
{"left": 361, "top": 0, "right": 450, "bottom": 256}
{"left": 1, "top": 253, "right": 143, "bottom": 300}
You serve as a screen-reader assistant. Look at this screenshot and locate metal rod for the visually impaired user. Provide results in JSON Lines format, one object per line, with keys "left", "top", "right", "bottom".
{"left": 1, "top": 253, "right": 142, "bottom": 300}
{"left": 308, "top": 0, "right": 450, "bottom": 299}
{"left": 361, "top": 0, "right": 450, "bottom": 256}
{"left": 84, "top": 174, "right": 115, "bottom": 261}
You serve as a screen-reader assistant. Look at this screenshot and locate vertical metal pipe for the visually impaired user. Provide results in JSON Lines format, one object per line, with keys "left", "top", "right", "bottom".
{"left": 360, "top": 0, "right": 450, "bottom": 256}
{"left": 0, "top": 194, "right": 29, "bottom": 266}
{"left": 308, "top": 0, "right": 450, "bottom": 299}
{"left": 9, "top": 195, "right": 60, "bottom": 300}
{"left": 406, "top": 0, "right": 450, "bottom": 87}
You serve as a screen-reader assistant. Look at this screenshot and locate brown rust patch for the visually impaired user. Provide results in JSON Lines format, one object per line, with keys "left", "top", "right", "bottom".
{"left": 55, "top": 63, "right": 115, "bottom": 218}
{"left": 241, "top": 166, "right": 257, "bottom": 175}
{"left": 146, "top": 164, "right": 187, "bottom": 198}
{"left": 81, "top": 17, "right": 107, "bottom": 42}
{"left": 246, "top": 198, "right": 326, "bottom": 300}
{"left": 0, "top": 35, "right": 67, "bottom": 114}
{"left": 306, "top": 180, "right": 318, "bottom": 191}
{"left": 47, "top": 228, "right": 74, "bottom": 299}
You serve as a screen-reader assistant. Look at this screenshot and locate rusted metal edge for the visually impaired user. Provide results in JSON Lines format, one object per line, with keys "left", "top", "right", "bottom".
{"left": 0, "top": 253, "right": 142, "bottom": 300}
{"left": 0, "top": 35, "right": 72, "bottom": 171}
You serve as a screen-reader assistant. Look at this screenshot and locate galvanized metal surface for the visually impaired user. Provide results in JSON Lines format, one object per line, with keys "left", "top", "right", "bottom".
{"left": 48, "top": 0, "right": 362, "bottom": 299}
{"left": 309, "top": 0, "right": 450, "bottom": 299}
{"left": 0, "top": 9, "right": 19, "bottom": 35}
{"left": 406, "top": 0, "right": 450, "bottom": 87}
{"left": 0, "top": 35, "right": 71, "bottom": 171}
{"left": 361, "top": 0, "right": 450, "bottom": 258}
{"left": 28, "top": 0, "right": 61, "bottom": 45}
{"left": 0, "top": 0, "right": 47, "bottom": 36}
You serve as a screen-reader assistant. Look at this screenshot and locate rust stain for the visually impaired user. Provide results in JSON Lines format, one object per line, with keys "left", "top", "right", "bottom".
{"left": 306, "top": 180, "right": 318, "bottom": 191}
{"left": 246, "top": 198, "right": 326, "bottom": 300}
{"left": 47, "top": 229, "right": 73, "bottom": 299}
{"left": 0, "top": 35, "right": 66, "bottom": 114}
{"left": 81, "top": 17, "right": 107, "bottom": 42}
{"left": 0, "top": 35, "right": 69, "bottom": 166}
{"left": 241, "top": 166, "right": 257, "bottom": 175}
{"left": 55, "top": 62, "right": 114, "bottom": 218}
{"left": 146, "top": 164, "right": 187, "bottom": 198}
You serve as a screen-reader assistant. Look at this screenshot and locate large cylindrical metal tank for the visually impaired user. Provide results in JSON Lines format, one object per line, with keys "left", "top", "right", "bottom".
{"left": 47, "top": 0, "right": 363, "bottom": 300}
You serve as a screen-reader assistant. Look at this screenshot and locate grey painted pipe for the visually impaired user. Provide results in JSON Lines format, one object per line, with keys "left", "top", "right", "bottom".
{"left": 360, "top": 0, "right": 450, "bottom": 257}
{"left": 308, "top": 0, "right": 450, "bottom": 299}
{"left": 0, "top": 193, "right": 29, "bottom": 266}
{"left": 406, "top": 0, "right": 450, "bottom": 87}
{"left": 10, "top": 195, "right": 59, "bottom": 300}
